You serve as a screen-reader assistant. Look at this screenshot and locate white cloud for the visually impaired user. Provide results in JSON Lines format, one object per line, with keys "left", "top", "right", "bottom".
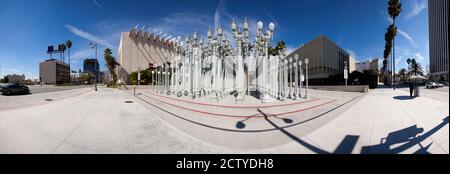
{"left": 65, "top": 24, "right": 114, "bottom": 48}
{"left": 286, "top": 46, "right": 297, "bottom": 55}
{"left": 405, "top": 0, "right": 426, "bottom": 19}
{"left": 414, "top": 53, "right": 425, "bottom": 62}
{"left": 397, "top": 29, "right": 418, "bottom": 47}
{"left": 214, "top": 0, "right": 233, "bottom": 30}
{"left": 143, "top": 0, "right": 263, "bottom": 48}
{"left": 91, "top": 0, "right": 102, "bottom": 9}
{"left": 346, "top": 49, "right": 357, "bottom": 60}
{"left": 70, "top": 48, "right": 95, "bottom": 63}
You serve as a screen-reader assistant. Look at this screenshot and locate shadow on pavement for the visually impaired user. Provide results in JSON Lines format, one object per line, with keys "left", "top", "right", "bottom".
{"left": 258, "top": 109, "right": 361, "bottom": 154}
{"left": 393, "top": 96, "right": 416, "bottom": 100}
{"left": 361, "top": 116, "right": 449, "bottom": 154}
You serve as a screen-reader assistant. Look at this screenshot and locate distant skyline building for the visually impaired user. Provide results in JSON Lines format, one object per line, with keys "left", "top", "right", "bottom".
{"left": 356, "top": 58, "right": 379, "bottom": 72}
{"left": 429, "top": 0, "right": 449, "bottom": 81}
{"left": 6, "top": 74, "right": 25, "bottom": 83}
{"left": 349, "top": 55, "right": 356, "bottom": 73}
{"left": 39, "top": 59, "right": 70, "bottom": 84}
{"left": 83, "top": 58, "right": 100, "bottom": 82}
{"left": 287, "top": 35, "right": 351, "bottom": 85}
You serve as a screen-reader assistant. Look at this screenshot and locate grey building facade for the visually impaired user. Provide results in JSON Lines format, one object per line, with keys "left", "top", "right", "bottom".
{"left": 429, "top": 0, "right": 449, "bottom": 81}
{"left": 287, "top": 35, "right": 351, "bottom": 85}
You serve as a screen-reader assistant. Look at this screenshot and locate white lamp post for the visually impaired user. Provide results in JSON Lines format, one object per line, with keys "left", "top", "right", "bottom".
{"left": 304, "top": 57, "right": 309, "bottom": 99}
{"left": 298, "top": 60, "right": 302, "bottom": 98}
{"left": 288, "top": 57, "right": 293, "bottom": 99}
{"left": 294, "top": 54, "right": 299, "bottom": 100}
{"left": 151, "top": 70, "right": 155, "bottom": 93}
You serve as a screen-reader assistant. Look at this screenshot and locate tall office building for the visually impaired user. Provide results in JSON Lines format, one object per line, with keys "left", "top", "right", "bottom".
{"left": 429, "top": 0, "right": 449, "bottom": 81}
{"left": 83, "top": 59, "right": 100, "bottom": 82}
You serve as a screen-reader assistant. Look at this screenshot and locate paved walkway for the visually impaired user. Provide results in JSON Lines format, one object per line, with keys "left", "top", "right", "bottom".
{"left": 298, "top": 88, "right": 449, "bottom": 154}
{"left": 0, "top": 87, "right": 447, "bottom": 154}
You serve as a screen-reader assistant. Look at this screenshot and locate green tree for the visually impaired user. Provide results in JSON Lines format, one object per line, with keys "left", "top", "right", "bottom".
{"left": 407, "top": 58, "right": 424, "bottom": 76}
{"left": 80, "top": 73, "right": 92, "bottom": 84}
{"left": 388, "top": 0, "right": 402, "bottom": 88}
{"left": 103, "top": 48, "right": 120, "bottom": 84}
{"left": 398, "top": 68, "right": 407, "bottom": 83}
{"left": 349, "top": 71, "right": 363, "bottom": 85}
{"left": 269, "top": 41, "right": 286, "bottom": 56}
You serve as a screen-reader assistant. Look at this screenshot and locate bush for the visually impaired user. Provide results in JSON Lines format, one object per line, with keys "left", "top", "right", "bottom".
{"left": 349, "top": 70, "right": 378, "bottom": 89}
{"left": 130, "top": 70, "right": 155, "bottom": 85}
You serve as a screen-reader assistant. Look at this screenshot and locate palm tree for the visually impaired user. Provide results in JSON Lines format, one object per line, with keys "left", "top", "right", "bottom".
{"left": 66, "top": 40, "right": 72, "bottom": 70}
{"left": 103, "top": 48, "right": 120, "bottom": 84}
{"left": 59, "top": 44, "right": 66, "bottom": 62}
{"left": 382, "top": 25, "right": 396, "bottom": 86}
{"left": 269, "top": 41, "right": 286, "bottom": 56}
{"left": 388, "top": 0, "right": 402, "bottom": 89}
{"left": 407, "top": 58, "right": 424, "bottom": 76}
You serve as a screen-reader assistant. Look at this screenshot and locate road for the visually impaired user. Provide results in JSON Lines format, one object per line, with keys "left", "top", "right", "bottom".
{"left": 28, "top": 85, "right": 94, "bottom": 94}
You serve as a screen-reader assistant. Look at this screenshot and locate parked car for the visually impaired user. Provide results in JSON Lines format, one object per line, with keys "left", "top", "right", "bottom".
{"left": 0, "top": 83, "right": 30, "bottom": 95}
{"left": 436, "top": 82, "right": 444, "bottom": 88}
{"left": 426, "top": 82, "right": 439, "bottom": 89}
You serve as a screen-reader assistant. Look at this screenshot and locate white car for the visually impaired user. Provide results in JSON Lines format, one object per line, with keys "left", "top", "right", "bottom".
{"left": 436, "top": 82, "right": 444, "bottom": 88}
{"left": 426, "top": 82, "right": 439, "bottom": 89}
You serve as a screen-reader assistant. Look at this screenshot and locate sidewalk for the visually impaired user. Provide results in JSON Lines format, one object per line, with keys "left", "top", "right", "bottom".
{"left": 295, "top": 88, "right": 449, "bottom": 154}
{"left": 1, "top": 87, "right": 447, "bottom": 154}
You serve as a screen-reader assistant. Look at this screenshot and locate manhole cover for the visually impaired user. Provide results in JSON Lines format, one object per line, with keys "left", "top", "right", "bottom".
{"left": 45, "top": 99, "right": 53, "bottom": 101}
{"left": 125, "top": 101, "right": 134, "bottom": 103}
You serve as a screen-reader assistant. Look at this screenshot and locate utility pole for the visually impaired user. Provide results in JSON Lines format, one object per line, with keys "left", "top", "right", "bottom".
{"left": 90, "top": 41, "right": 98, "bottom": 91}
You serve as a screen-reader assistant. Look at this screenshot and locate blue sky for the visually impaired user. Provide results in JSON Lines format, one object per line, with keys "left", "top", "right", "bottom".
{"left": 0, "top": 0, "right": 429, "bottom": 79}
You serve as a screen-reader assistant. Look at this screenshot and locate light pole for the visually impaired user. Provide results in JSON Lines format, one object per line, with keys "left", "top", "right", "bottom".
{"left": 304, "top": 58, "right": 309, "bottom": 99}
{"left": 294, "top": 54, "right": 299, "bottom": 100}
{"left": 299, "top": 59, "right": 303, "bottom": 98}
{"left": 152, "top": 70, "right": 155, "bottom": 93}
{"left": 288, "top": 57, "right": 293, "bottom": 99}
{"left": 89, "top": 41, "right": 98, "bottom": 91}
{"left": 344, "top": 60, "right": 348, "bottom": 86}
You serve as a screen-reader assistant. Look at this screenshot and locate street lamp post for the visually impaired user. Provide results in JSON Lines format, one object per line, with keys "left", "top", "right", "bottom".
{"left": 288, "top": 57, "right": 293, "bottom": 99}
{"left": 294, "top": 54, "right": 299, "bottom": 100}
{"left": 304, "top": 58, "right": 309, "bottom": 99}
{"left": 89, "top": 41, "right": 98, "bottom": 91}
{"left": 298, "top": 60, "right": 302, "bottom": 98}
{"left": 344, "top": 61, "right": 348, "bottom": 87}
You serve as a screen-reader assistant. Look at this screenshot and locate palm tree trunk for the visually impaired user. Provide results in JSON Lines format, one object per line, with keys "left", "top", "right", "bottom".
{"left": 393, "top": 18, "right": 396, "bottom": 90}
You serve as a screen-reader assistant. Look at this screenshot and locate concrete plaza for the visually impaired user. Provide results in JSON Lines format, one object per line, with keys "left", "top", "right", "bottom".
{"left": 0, "top": 86, "right": 448, "bottom": 154}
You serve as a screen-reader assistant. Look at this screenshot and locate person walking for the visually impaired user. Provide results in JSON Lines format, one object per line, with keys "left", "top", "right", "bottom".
{"left": 409, "top": 82, "right": 414, "bottom": 97}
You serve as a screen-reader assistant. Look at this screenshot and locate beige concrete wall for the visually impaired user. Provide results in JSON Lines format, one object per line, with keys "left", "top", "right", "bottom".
{"left": 39, "top": 61, "right": 56, "bottom": 84}
{"left": 308, "top": 85, "right": 369, "bottom": 93}
{"left": 118, "top": 32, "right": 176, "bottom": 84}
{"left": 349, "top": 55, "right": 356, "bottom": 73}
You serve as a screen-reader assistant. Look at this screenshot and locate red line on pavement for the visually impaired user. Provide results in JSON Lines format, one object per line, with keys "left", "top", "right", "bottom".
{"left": 147, "top": 92, "right": 320, "bottom": 108}
{"left": 141, "top": 93, "right": 337, "bottom": 118}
